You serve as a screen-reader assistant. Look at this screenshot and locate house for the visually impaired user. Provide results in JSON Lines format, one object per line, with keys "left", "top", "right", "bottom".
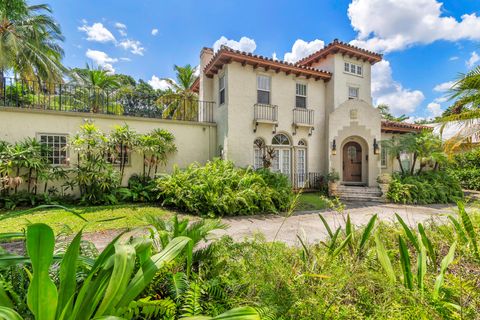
{"left": 0, "top": 39, "right": 430, "bottom": 199}
{"left": 193, "top": 39, "right": 429, "bottom": 193}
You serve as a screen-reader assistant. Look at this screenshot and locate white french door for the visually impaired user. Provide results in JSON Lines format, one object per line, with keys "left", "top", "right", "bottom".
{"left": 272, "top": 149, "right": 291, "bottom": 176}
{"left": 296, "top": 148, "right": 306, "bottom": 187}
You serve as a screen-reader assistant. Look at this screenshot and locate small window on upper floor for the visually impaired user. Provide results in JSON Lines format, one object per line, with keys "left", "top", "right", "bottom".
{"left": 257, "top": 75, "right": 271, "bottom": 105}
{"left": 344, "top": 61, "right": 363, "bottom": 76}
{"left": 295, "top": 83, "right": 307, "bottom": 108}
{"left": 219, "top": 75, "right": 225, "bottom": 105}
{"left": 348, "top": 86, "right": 359, "bottom": 99}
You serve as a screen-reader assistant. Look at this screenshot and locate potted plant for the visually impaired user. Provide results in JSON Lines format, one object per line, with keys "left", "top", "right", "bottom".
{"left": 377, "top": 173, "right": 392, "bottom": 201}
{"left": 327, "top": 169, "right": 340, "bottom": 197}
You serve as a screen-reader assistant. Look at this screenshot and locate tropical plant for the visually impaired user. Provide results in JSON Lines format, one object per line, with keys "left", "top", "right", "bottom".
{"left": 108, "top": 124, "right": 139, "bottom": 181}
{"left": 0, "top": 0, "right": 65, "bottom": 82}
{"left": 377, "top": 104, "right": 408, "bottom": 122}
{"left": 138, "top": 129, "right": 177, "bottom": 180}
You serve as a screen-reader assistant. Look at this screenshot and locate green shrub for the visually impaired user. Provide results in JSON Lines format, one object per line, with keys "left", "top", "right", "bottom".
{"left": 154, "top": 159, "right": 293, "bottom": 217}
{"left": 387, "top": 171, "right": 463, "bottom": 204}
{"left": 447, "top": 148, "right": 480, "bottom": 190}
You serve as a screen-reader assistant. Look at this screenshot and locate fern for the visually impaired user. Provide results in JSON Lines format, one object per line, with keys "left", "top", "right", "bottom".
{"left": 181, "top": 282, "right": 203, "bottom": 316}
{"left": 169, "top": 272, "right": 188, "bottom": 302}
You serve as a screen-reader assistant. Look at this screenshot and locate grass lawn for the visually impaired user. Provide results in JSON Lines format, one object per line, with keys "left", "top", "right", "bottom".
{"left": 295, "top": 192, "right": 329, "bottom": 211}
{"left": 0, "top": 204, "right": 173, "bottom": 234}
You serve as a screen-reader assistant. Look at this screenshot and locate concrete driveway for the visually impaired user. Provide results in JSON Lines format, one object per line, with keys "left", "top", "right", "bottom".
{"left": 211, "top": 201, "right": 458, "bottom": 246}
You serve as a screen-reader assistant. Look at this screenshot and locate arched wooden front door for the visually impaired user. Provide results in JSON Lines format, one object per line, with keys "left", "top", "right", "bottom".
{"left": 343, "top": 142, "right": 362, "bottom": 182}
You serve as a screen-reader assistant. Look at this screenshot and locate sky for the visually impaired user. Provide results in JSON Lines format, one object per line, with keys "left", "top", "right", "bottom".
{"left": 47, "top": 0, "right": 480, "bottom": 121}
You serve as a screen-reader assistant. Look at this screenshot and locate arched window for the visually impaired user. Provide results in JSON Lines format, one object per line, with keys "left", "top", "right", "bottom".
{"left": 272, "top": 134, "right": 290, "bottom": 145}
{"left": 298, "top": 139, "right": 307, "bottom": 146}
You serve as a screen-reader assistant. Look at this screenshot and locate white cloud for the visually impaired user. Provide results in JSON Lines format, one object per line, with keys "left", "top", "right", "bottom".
{"left": 151, "top": 28, "right": 159, "bottom": 36}
{"left": 466, "top": 51, "right": 479, "bottom": 68}
{"left": 85, "top": 49, "right": 118, "bottom": 73}
{"left": 427, "top": 102, "right": 443, "bottom": 117}
{"left": 115, "top": 23, "right": 127, "bottom": 37}
{"left": 283, "top": 39, "right": 325, "bottom": 63}
{"left": 194, "top": 66, "right": 200, "bottom": 77}
{"left": 119, "top": 57, "right": 131, "bottom": 62}
{"left": 118, "top": 39, "right": 145, "bottom": 55}
{"left": 148, "top": 75, "right": 172, "bottom": 90}
{"left": 372, "top": 60, "right": 425, "bottom": 115}
{"left": 449, "top": 56, "right": 459, "bottom": 61}
{"left": 272, "top": 52, "right": 278, "bottom": 61}
{"left": 405, "top": 116, "right": 426, "bottom": 124}
{"left": 213, "top": 36, "right": 256, "bottom": 53}
{"left": 348, "top": 0, "right": 480, "bottom": 53}
{"left": 433, "top": 80, "right": 455, "bottom": 92}
{"left": 78, "top": 22, "right": 115, "bottom": 43}
{"left": 433, "top": 96, "right": 448, "bottom": 103}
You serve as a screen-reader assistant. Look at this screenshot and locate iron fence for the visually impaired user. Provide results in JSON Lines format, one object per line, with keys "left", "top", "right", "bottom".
{"left": 254, "top": 103, "right": 278, "bottom": 122}
{"left": 291, "top": 172, "right": 326, "bottom": 191}
{"left": 0, "top": 77, "right": 215, "bottom": 123}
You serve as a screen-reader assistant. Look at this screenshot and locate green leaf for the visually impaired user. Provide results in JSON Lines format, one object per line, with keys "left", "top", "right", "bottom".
{"left": 374, "top": 232, "right": 395, "bottom": 284}
{"left": 417, "top": 233, "right": 427, "bottom": 293}
{"left": 26, "top": 224, "right": 58, "bottom": 320}
{"left": 457, "top": 202, "right": 479, "bottom": 259}
{"left": 181, "top": 306, "right": 260, "bottom": 320}
{"left": 0, "top": 306, "right": 24, "bottom": 320}
{"left": 0, "top": 280, "right": 14, "bottom": 309}
{"left": 448, "top": 215, "right": 468, "bottom": 243}
{"left": 398, "top": 236, "right": 413, "bottom": 290}
{"left": 56, "top": 229, "right": 83, "bottom": 320}
{"left": 417, "top": 223, "right": 436, "bottom": 267}
{"left": 318, "top": 214, "right": 333, "bottom": 238}
{"left": 358, "top": 214, "right": 377, "bottom": 257}
{"left": 433, "top": 241, "right": 457, "bottom": 299}
{"left": 332, "top": 234, "right": 352, "bottom": 258}
{"left": 395, "top": 214, "right": 419, "bottom": 251}
{"left": 115, "top": 236, "right": 192, "bottom": 308}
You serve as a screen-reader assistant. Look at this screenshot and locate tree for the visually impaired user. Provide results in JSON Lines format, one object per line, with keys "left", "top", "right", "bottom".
{"left": 159, "top": 65, "right": 199, "bottom": 120}
{"left": 0, "top": 0, "right": 65, "bottom": 82}
{"left": 377, "top": 104, "right": 409, "bottom": 122}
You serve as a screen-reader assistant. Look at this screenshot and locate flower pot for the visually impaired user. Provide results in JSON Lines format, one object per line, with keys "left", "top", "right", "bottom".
{"left": 328, "top": 181, "right": 338, "bottom": 197}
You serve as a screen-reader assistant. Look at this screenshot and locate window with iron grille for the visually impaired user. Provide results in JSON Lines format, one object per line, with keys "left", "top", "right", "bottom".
{"left": 348, "top": 86, "right": 359, "bottom": 99}
{"left": 257, "top": 75, "right": 271, "bottom": 104}
{"left": 39, "top": 134, "right": 68, "bottom": 165}
{"left": 295, "top": 83, "right": 307, "bottom": 108}
{"left": 219, "top": 75, "right": 225, "bottom": 105}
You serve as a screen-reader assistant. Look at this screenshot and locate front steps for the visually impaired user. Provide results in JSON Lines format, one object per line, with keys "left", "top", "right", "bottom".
{"left": 335, "top": 185, "right": 383, "bottom": 202}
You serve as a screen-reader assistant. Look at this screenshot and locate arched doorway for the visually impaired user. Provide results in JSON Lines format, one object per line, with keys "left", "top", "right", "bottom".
{"left": 343, "top": 141, "right": 362, "bottom": 182}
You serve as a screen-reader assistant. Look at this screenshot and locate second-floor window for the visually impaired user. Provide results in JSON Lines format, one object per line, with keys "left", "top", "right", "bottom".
{"left": 257, "top": 75, "right": 271, "bottom": 104}
{"left": 348, "top": 86, "right": 359, "bottom": 99}
{"left": 219, "top": 75, "right": 225, "bottom": 105}
{"left": 344, "top": 62, "right": 363, "bottom": 76}
{"left": 295, "top": 83, "right": 307, "bottom": 108}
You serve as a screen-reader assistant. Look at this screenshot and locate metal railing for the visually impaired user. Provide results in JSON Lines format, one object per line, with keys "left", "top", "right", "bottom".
{"left": 291, "top": 172, "right": 326, "bottom": 191}
{"left": 293, "top": 108, "right": 314, "bottom": 126}
{"left": 0, "top": 77, "right": 215, "bottom": 123}
{"left": 254, "top": 103, "right": 278, "bottom": 122}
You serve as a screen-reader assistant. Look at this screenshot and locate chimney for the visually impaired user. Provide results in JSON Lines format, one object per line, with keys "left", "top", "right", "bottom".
{"left": 199, "top": 47, "right": 214, "bottom": 101}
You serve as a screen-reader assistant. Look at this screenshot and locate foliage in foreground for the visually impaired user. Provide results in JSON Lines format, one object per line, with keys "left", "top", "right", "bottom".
{"left": 447, "top": 147, "right": 480, "bottom": 190}
{"left": 387, "top": 171, "right": 463, "bottom": 204}
{"left": 155, "top": 160, "right": 293, "bottom": 217}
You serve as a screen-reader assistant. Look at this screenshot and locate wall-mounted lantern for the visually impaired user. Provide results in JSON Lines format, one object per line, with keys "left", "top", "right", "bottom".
{"left": 373, "top": 138, "right": 380, "bottom": 155}
{"left": 331, "top": 139, "right": 337, "bottom": 155}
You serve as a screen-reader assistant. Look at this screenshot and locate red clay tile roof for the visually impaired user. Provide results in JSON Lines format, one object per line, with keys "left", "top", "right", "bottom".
{"left": 203, "top": 45, "right": 332, "bottom": 81}
{"left": 191, "top": 77, "right": 199, "bottom": 93}
{"left": 381, "top": 120, "right": 432, "bottom": 133}
{"left": 296, "top": 39, "right": 383, "bottom": 67}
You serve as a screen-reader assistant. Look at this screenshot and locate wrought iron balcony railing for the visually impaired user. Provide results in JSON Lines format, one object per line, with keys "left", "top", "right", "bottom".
{"left": 293, "top": 108, "right": 314, "bottom": 126}
{"left": 0, "top": 77, "right": 215, "bottom": 123}
{"left": 254, "top": 103, "right": 278, "bottom": 123}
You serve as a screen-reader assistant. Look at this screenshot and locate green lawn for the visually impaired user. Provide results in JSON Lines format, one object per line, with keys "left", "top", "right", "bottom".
{"left": 295, "top": 192, "right": 329, "bottom": 211}
{"left": 0, "top": 204, "right": 173, "bottom": 234}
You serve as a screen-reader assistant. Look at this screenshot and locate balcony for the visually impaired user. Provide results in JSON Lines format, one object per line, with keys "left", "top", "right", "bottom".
{"left": 0, "top": 77, "right": 215, "bottom": 123}
{"left": 292, "top": 108, "right": 314, "bottom": 135}
{"left": 253, "top": 103, "right": 278, "bottom": 133}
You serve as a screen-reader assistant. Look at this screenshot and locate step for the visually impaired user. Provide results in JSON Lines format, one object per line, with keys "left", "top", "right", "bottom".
{"left": 334, "top": 186, "right": 383, "bottom": 202}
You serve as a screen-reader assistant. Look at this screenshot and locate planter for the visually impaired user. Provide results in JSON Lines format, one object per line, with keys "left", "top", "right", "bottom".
{"left": 328, "top": 181, "right": 339, "bottom": 197}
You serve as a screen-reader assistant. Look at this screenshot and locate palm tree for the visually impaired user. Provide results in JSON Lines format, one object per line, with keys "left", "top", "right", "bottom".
{"left": 439, "top": 66, "right": 480, "bottom": 154}
{"left": 377, "top": 104, "right": 409, "bottom": 122}
{"left": 0, "top": 0, "right": 65, "bottom": 83}
{"left": 69, "top": 64, "right": 121, "bottom": 113}
{"left": 159, "top": 64, "right": 199, "bottom": 120}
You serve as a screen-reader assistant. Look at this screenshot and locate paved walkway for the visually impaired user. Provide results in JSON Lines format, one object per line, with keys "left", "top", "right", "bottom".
{"left": 79, "top": 201, "right": 458, "bottom": 250}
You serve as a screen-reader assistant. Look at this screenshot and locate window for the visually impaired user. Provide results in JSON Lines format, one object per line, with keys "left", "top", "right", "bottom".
{"left": 39, "top": 134, "right": 68, "bottom": 165}
{"left": 296, "top": 141, "right": 307, "bottom": 187}
{"left": 272, "top": 134, "right": 290, "bottom": 145}
{"left": 400, "top": 151, "right": 411, "bottom": 172}
{"left": 107, "top": 144, "right": 130, "bottom": 166}
{"left": 253, "top": 138, "right": 265, "bottom": 169}
{"left": 271, "top": 134, "right": 291, "bottom": 175}
{"left": 219, "top": 75, "right": 225, "bottom": 105}
{"left": 348, "top": 87, "right": 359, "bottom": 99}
{"left": 344, "top": 61, "right": 363, "bottom": 76}
{"left": 257, "top": 75, "right": 271, "bottom": 104}
{"left": 295, "top": 83, "right": 307, "bottom": 108}
{"left": 381, "top": 147, "right": 387, "bottom": 168}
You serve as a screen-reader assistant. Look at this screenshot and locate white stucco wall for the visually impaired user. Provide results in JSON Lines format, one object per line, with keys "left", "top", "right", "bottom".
{"left": 0, "top": 108, "right": 216, "bottom": 187}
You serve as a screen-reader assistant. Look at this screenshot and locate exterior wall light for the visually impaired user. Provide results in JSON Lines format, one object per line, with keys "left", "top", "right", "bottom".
{"left": 374, "top": 138, "right": 380, "bottom": 155}
{"left": 331, "top": 139, "right": 337, "bottom": 155}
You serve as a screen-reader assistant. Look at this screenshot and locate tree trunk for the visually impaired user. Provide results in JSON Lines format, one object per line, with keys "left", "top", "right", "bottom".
{"left": 410, "top": 153, "right": 417, "bottom": 175}
{"left": 396, "top": 154, "right": 404, "bottom": 174}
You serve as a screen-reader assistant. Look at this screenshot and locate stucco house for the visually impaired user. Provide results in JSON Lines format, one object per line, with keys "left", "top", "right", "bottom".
{"left": 0, "top": 39, "right": 429, "bottom": 200}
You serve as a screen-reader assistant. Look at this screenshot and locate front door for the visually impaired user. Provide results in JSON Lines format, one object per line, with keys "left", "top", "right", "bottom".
{"left": 343, "top": 142, "right": 362, "bottom": 182}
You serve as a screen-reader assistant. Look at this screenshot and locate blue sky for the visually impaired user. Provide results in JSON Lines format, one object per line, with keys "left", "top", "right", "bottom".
{"left": 48, "top": 0, "right": 480, "bottom": 120}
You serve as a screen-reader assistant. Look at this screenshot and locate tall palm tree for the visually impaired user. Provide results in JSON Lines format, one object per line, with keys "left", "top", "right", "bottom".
{"left": 440, "top": 65, "right": 480, "bottom": 154}
{"left": 0, "top": 0, "right": 65, "bottom": 83}
{"left": 159, "top": 64, "right": 199, "bottom": 121}
{"left": 69, "top": 64, "right": 121, "bottom": 113}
